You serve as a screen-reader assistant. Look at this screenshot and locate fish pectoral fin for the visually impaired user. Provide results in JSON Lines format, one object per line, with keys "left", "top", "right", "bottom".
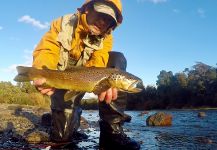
{"left": 35, "top": 82, "right": 52, "bottom": 89}
{"left": 93, "top": 79, "right": 111, "bottom": 95}
{"left": 64, "top": 90, "right": 81, "bottom": 101}
{"left": 42, "top": 65, "right": 49, "bottom": 70}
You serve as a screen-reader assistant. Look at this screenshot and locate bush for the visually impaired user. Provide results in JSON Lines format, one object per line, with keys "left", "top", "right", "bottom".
{"left": 0, "top": 81, "right": 50, "bottom": 108}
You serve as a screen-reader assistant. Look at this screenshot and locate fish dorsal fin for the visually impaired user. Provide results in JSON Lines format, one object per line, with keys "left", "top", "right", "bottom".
{"left": 93, "top": 78, "right": 111, "bottom": 95}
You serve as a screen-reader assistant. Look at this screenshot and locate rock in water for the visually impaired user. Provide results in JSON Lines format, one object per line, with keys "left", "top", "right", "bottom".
{"left": 146, "top": 112, "right": 172, "bottom": 126}
{"left": 25, "top": 130, "right": 49, "bottom": 144}
{"left": 198, "top": 112, "right": 206, "bottom": 118}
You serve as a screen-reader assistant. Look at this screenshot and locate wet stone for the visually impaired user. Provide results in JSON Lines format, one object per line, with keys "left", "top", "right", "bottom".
{"left": 25, "top": 130, "right": 50, "bottom": 144}
{"left": 198, "top": 112, "right": 206, "bottom": 118}
{"left": 146, "top": 112, "right": 172, "bottom": 126}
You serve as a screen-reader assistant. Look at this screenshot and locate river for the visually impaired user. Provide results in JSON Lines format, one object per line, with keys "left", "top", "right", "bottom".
{"left": 0, "top": 105, "right": 216, "bottom": 149}
{"left": 82, "top": 109, "right": 217, "bottom": 150}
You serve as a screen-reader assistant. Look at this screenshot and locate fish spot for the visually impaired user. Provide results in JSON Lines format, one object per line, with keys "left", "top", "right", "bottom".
{"left": 110, "top": 74, "right": 125, "bottom": 81}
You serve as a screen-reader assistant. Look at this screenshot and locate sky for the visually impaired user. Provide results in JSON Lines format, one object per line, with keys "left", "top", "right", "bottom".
{"left": 0, "top": 0, "right": 217, "bottom": 87}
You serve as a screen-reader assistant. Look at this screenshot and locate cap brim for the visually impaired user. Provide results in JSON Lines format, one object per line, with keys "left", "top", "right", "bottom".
{"left": 93, "top": 2, "right": 117, "bottom": 23}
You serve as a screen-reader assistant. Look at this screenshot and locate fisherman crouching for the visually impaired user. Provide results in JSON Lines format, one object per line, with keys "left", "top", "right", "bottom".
{"left": 32, "top": 0, "right": 140, "bottom": 149}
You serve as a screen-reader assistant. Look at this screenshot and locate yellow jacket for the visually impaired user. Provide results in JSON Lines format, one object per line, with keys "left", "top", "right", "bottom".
{"left": 33, "top": 14, "right": 112, "bottom": 69}
{"left": 33, "top": 0, "right": 123, "bottom": 70}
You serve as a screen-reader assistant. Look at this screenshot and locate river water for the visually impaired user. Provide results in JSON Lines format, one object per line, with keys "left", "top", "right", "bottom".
{"left": 82, "top": 109, "right": 217, "bottom": 150}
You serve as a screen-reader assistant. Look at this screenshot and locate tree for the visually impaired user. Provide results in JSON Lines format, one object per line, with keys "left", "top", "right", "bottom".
{"left": 156, "top": 70, "right": 173, "bottom": 86}
{"left": 17, "top": 82, "right": 37, "bottom": 93}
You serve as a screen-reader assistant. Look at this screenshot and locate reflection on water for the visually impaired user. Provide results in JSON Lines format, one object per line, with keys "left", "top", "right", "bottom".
{"left": 82, "top": 109, "right": 217, "bottom": 150}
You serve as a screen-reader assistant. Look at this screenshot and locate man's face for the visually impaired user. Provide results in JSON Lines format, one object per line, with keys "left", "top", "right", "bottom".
{"left": 86, "top": 9, "right": 115, "bottom": 35}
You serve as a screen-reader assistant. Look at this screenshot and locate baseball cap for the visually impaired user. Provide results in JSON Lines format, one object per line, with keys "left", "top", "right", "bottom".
{"left": 93, "top": 2, "right": 117, "bottom": 24}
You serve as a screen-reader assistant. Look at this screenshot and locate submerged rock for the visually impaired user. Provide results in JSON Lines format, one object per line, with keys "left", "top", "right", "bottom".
{"left": 146, "top": 112, "right": 172, "bottom": 126}
{"left": 198, "top": 112, "right": 206, "bottom": 118}
{"left": 195, "top": 136, "right": 213, "bottom": 144}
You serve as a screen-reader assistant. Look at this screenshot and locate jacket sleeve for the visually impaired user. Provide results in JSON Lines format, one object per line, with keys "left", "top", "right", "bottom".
{"left": 85, "top": 34, "right": 113, "bottom": 67}
{"left": 32, "top": 18, "right": 62, "bottom": 69}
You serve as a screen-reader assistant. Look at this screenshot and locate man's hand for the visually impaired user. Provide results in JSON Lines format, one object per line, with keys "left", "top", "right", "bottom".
{"left": 33, "top": 78, "right": 55, "bottom": 96}
{"left": 98, "top": 88, "right": 118, "bottom": 104}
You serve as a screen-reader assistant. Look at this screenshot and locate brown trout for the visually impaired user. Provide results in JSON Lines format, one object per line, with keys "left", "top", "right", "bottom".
{"left": 14, "top": 66, "right": 144, "bottom": 94}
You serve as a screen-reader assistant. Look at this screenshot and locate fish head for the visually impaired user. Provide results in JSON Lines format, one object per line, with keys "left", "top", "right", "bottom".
{"left": 108, "top": 73, "right": 144, "bottom": 93}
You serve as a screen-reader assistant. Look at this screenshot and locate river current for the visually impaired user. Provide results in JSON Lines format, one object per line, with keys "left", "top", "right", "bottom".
{"left": 82, "top": 109, "right": 217, "bottom": 150}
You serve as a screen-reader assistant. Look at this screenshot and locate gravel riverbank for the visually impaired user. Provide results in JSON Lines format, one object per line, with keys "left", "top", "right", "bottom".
{"left": 0, "top": 103, "right": 98, "bottom": 149}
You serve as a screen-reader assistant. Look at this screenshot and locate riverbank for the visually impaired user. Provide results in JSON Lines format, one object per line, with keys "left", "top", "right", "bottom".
{"left": 1, "top": 103, "right": 217, "bottom": 149}
{"left": 0, "top": 103, "right": 98, "bottom": 149}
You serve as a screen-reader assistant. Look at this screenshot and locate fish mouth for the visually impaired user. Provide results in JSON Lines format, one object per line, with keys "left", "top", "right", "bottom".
{"left": 128, "top": 81, "right": 144, "bottom": 93}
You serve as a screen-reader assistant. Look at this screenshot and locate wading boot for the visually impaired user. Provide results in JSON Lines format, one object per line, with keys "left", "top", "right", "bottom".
{"left": 49, "top": 89, "right": 87, "bottom": 142}
{"left": 99, "top": 51, "right": 140, "bottom": 150}
{"left": 99, "top": 94, "right": 140, "bottom": 150}
{"left": 99, "top": 121, "right": 140, "bottom": 150}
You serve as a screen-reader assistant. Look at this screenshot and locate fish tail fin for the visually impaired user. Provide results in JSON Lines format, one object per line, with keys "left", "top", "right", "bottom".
{"left": 14, "top": 66, "right": 32, "bottom": 82}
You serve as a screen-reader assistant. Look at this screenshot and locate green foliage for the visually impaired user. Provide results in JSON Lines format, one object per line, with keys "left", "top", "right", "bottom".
{"left": 127, "top": 62, "right": 217, "bottom": 110}
{"left": 17, "top": 82, "right": 38, "bottom": 93}
{"left": 156, "top": 70, "right": 173, "bottom": 86}
{"left": 0, "top": 81, "right": 50, "bottom": 108}
{"left": 1, "top": 61, "right": 217, "bottom": 110}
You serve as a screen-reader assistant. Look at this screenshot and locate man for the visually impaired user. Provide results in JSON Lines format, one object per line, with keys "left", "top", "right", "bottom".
{"left": 32, "top": 0, "right": 140, "bottom": 149}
